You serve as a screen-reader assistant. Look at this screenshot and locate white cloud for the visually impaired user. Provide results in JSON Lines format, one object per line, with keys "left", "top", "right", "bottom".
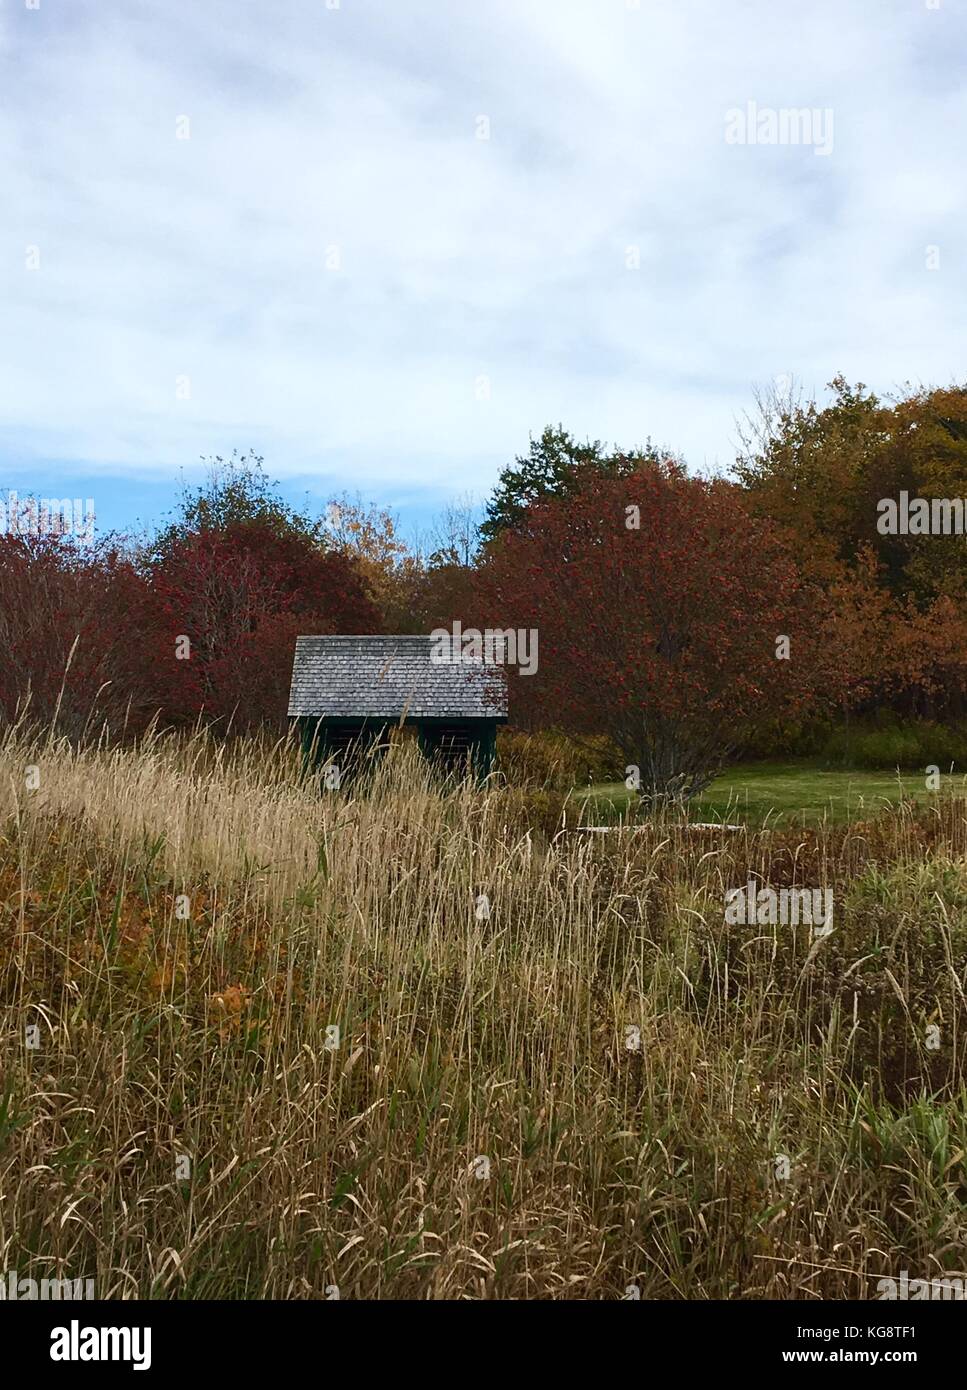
{"left": 0, "top": 0, "right": 964, "bottom": 490}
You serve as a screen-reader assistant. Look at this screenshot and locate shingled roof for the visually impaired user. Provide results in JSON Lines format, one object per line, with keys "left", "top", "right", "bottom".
{"left": 287, "top": 635, "right": 508, "bottom": 721}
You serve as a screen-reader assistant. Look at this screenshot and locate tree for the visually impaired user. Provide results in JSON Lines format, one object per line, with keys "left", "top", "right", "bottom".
{"left": 322, "top": 493, "right": 486, "bottom": 634}
{"left": 874, "top": 385, "right": 967, "bottom": 603}
{"left": 813, "top": 547, "right": 967, "bottom": 725}
{"left": 133, "top": 456, "right": 382, "bottom": 728}
{"left": 476, "top": 461, "right": 832, "bottom": 801}
{"left": 812, "top": 549, "right": 903, "bottom": 728}
{"left": 0, "top": 532, "right": 157, "bottom": 736}
{"left": 480, "top": 425, "right": 665, "bottom": 543}
{"left": 322, "top": 494, "right": 424, "bottom": 634}
{"left": 150, "top": 451, "right": 326, "bottom": 563}
{"left": 735, "top": 375, "right": 886, "bottom": 583}
{"left": 735, "top": 377, "right": 967, "bottom": 724}
{"left": 146, "top": 521, "right": 380, "bottom": 729}
{"left": 736, "top": 377, "right": 967, "bottom": 602}
{"left": 427, "top": 492, "right": 483, "bottom": 569}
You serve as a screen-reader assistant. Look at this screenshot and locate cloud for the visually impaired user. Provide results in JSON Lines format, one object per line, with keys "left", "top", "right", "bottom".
{"left": 0, "top": 0, "right": 964, "bottom": 491}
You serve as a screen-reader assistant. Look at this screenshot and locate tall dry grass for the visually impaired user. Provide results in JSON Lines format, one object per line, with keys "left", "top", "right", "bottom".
{"left": 1, "top": 724, "right": 966, "bottom": 1299}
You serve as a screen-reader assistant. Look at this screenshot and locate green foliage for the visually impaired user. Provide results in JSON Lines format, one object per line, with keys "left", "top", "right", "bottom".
{"left": 749, "top": 711, "right": 967, "bottom": 771}
{"left": 735, "top": 375, "right": 884, "bottom": 579}
{"left": 741, "top": 716, "right": 833, "bottom": 761}
{"left": 150, "top": 451, "right": 325, "bottom": 562}
{"left": 823, "top": 715, "right": 967, "bottom": 770}
{"left": 480, "top": 424, "right": 664, "bottom": 542}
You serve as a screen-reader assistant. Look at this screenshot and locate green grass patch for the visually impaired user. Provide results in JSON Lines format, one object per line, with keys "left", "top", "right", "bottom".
{"left": 583, "top": 760, "right": 967, "bottom": 826}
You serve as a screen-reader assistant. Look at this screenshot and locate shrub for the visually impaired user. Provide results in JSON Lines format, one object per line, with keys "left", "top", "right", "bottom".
{"left": 496, "top": 729, "right": 622, "bottom": 790}
{"left": 823, "top": 717, "right": 967, "bottom": 770}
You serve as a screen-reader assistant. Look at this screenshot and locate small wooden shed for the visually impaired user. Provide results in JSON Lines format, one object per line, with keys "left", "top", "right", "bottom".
{"left": 287, "top": 635, "right": 508, "bottom": 781}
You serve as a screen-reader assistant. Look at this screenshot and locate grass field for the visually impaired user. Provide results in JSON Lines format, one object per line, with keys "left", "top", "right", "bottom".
{"left": 585, "top": 760, "right": 967, "bottom": 826}
{"left": 2, "top": 728, "right": 966, "bottom": 1299}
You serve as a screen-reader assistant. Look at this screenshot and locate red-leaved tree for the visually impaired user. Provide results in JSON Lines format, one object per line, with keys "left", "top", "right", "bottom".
{"left": 0, "top": 533, "right": 159, "bottom": 736}
{"left": 145, "top": 521, "right": 380, "bottom": 729}
{"left": 475, "top": 461, "right": 837, "bottom": 800}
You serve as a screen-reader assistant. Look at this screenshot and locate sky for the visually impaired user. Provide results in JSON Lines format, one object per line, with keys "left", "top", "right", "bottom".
{"left": 1, "top": 0, "right": 965, "bottom": 540}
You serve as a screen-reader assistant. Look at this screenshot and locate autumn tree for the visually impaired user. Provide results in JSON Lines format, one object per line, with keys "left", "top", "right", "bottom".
{"left": 735, "top": 375, "right": 886, "bottom": 582}
{"left": 811, "top": 549, "right": 904, "bottom": 730}
{"left": 476, "top": 461, "right": 834, "bottom": 801}
{"left": 0, "top": 531, "right": 158, "bottom": 736}
{"left": 125, "top": 456, "right": 379, "bottom": 727}
{"left": 736, "top": 377, "right": 967, "bottom": 602}
{"left": 873, "top": 385, "right": 967, "bottom": 603}
{"left": 322, "top": 494, "right": 425, "bottom": 633}
{"left": 146, "top": 521, "right": 379, "bottom": 729}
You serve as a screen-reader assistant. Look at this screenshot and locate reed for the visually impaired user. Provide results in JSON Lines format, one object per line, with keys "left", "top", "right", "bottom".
{"left": 1, "top": 724, "right": 965, "bottom": 1299}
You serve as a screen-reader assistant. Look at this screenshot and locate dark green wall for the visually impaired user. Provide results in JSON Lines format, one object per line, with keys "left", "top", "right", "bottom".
{"left": 297, "top": 716, "right": 499, "bottom": 785}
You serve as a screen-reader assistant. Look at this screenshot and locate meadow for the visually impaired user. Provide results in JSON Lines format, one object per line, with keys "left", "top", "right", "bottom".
{"left": 1, "top": 726, "right": 966, "bottom": 1300}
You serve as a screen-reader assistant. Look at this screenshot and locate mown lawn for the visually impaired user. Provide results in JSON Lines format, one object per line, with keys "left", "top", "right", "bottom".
{"left": 583, "top": 760, "right": 967, "bottom": 826}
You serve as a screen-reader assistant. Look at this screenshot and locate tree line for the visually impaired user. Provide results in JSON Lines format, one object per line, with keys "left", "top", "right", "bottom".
{"left": 4, "top": 377, "right": 967, "bottom": 797}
